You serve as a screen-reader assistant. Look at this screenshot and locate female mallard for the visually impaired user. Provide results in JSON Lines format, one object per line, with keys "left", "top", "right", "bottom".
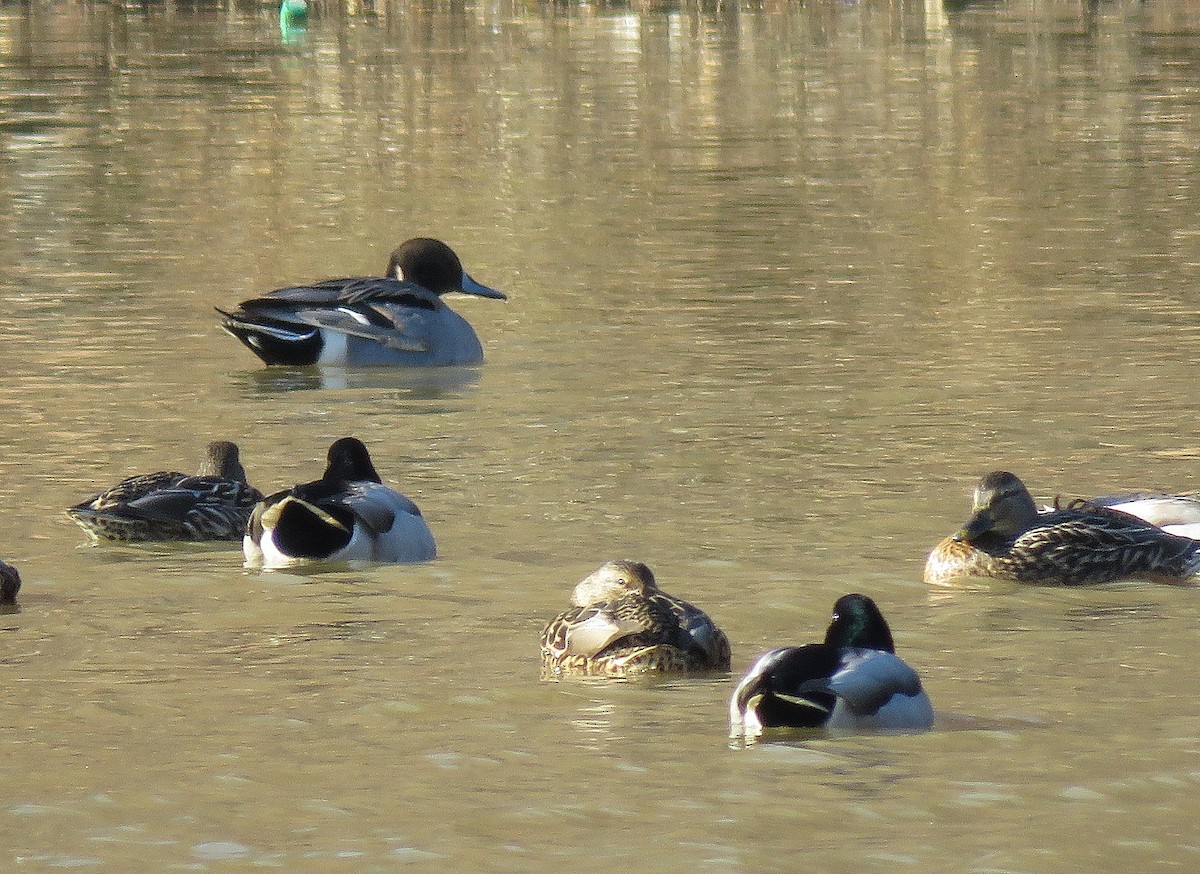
{"left": 729, "top": 594, "right": 933, "bottom": 740}
{"left": 218, "top": 238, "right": 507, "bottom": 367}
{"left": 0, "top": 560, "right": 20, "bottom": 607}
{"left": 924, "top": 471, "right": 1200, "bottom": 586}
{"left": 67, "top": 441, "right": 262, "bottom": 543}
{"left": 243, "top": 437, "right": 436, "bottom": 569}
{"left": 539, "top": 560, "right": 731, "bottom": 678}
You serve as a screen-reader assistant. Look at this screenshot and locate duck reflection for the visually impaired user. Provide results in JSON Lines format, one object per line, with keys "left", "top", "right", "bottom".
{"left": 233, "top": 364, "right": 481, "bottom": 398}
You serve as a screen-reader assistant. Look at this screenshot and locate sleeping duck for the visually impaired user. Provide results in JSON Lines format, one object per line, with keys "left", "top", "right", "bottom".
{"left": 218, "top": 238, "right": 506, "bottom": 367}
{"left": 729, "top": 593, "right": 934, "bottom": 740}
{"left": 925, "top": 471, "right": 1200, "bottom": 586}
{"left": 67, "top": 441, "right": 262, "bottom": 542}
{"left": 540, "top": 560, "right": 731, "bottom": 678}
{"left": 243, "top": 437, "right": 436, "bottom": 568}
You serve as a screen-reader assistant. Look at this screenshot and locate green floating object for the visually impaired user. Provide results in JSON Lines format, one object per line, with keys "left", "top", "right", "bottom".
{"left": 280, "top": 0, "right": 309, "bottom": 28}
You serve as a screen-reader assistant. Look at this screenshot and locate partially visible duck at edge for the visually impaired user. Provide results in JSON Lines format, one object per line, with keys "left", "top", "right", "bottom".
{"left": 0, "top": 560, "right": 20, "bottom": 608}
{"left": 218, "top": 237, "right": 507, "bottom": 367}
{"left": 729, "top": 593, "right": 934, "bottom": 740}
{"left": 924, "top": 470, "right": 1200, "bottom": 587}
{"left": 67, "top": 441, "right": 262, "bottom": 543}
{"left": 539, "top": 560, "right": 731, "bottom": 678}
{"left": 244, "top": 437, "right": 436, "bottom": 569}
{"left": 1066, "top": 491, "right": 1200, "bottom": 540}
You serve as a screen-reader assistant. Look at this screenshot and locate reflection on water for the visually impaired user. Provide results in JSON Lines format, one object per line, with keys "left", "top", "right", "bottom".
{"left": 3, "top": 0, "right": 1200, "bottom": 868}
{"left": 231, "top": 363, "right": 482, "bottom": 398}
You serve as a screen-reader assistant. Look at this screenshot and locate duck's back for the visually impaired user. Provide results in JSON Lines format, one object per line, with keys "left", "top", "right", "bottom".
{"left": 68, "top": 463, "right": 262, "bottom": 543}
{"left": 541, "top": 591, "right": 728, "bottom": 677}
{"left": 336, "top": 481, "right": 436, "bottom": 562}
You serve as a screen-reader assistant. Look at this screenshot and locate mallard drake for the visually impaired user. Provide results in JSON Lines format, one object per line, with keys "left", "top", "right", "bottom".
{"left": 217, "top": 238, "right": 507, "bottom": 367}
{"left": 67, "top": 441, "right": 262, "bottom": 543}
{"left": 539, "top": 560, "right": 731, "bottom": 678}
{"left": 924, "top": 471, "right": 1200, "bottom": 586}
{"left": 243, "top": 437, "right": 436, "bottom": 568}
{"left": 0, "top": 560, "right": 20, "bottom": 607}
{"left": 729, "top": 594, "right": 933, "bottom": 739}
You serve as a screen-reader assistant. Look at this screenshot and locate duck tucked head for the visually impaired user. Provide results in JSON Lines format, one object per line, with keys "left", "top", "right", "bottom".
{"left": 254, "top": 437, "right": 381, "bottom": 555}
{"left": 953, "top": 470, "right": 1040, "bottom": 545}
{"left": 245, "top": 436, "right": 436, "bottom": 568}
{"left": 540, "top": 559, "right": 730, "bottom": 677}
{"left": 389, "top": 238, "right": 507, "bottom": 300}
{"left": 729, "top": 593, "right": 933, "bottom": 739}
{"left": 569, "top": 559, "right": 657, "bottom": 607}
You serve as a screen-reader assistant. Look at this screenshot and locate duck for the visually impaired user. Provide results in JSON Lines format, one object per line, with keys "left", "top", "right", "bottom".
{"left": 0, "top": 560, "right": 20, "bottom": 607}
{"left": 217, "top": 238, "right": 507, "bottom": 367}
{"left": 924, "top": 471, "right": 1200, "bottom": 586}
{"left": 729, "top": 593, "right": 934, "bottom": 740}
{"left": 67, "top": 441, "right": 262, "bottom": 543}
{"left": 243, "top": 437, "right": 436, "bottom": 568}
{"left": 539, "top": 560, "right": 731, "bottom": 678}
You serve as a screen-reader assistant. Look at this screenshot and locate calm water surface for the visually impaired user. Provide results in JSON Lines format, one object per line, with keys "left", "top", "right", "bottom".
{"left": 3, "top": 0, "right": 1200, "bottom": 868}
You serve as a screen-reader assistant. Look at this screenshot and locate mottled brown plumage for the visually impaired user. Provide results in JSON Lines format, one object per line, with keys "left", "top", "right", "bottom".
{"left": 67, "top": 441, "right": 262, "bottom": 543}
{"left": 925, "top": 471, "right": 1200, "bottom": 587}
{"left": 540, "top": 560, "right": 731, "bottom": 678}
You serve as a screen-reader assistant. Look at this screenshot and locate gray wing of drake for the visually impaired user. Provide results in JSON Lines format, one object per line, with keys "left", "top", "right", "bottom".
{"left": 232, "top": 278, "right": 444, "bottom": 353}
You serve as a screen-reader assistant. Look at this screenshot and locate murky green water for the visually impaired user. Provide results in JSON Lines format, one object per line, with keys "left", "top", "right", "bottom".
{"left": 3, "top": 0, "right": 1200, "bottom": 868}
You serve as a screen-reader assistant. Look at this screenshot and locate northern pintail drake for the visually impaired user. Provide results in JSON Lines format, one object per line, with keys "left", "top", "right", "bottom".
{"left": 729, "top": 594, "right": 934, "bottom": 740}
{"left": 243, "top": 437, "right": 436, "bottom": 568}
{"left": 924, "top": 471, "right": 1200, "bottom": 587}
{"left": 539, "top": 560, "right": 731, "bottom": 678}
{"left": 0, "top": 560, "right": 20, "bottom": 607}
{"left": 67, "top": 441, "right": 262, "bottom": 543}
{"left": 217, "top": 238, "right": 507, "bottom": 367}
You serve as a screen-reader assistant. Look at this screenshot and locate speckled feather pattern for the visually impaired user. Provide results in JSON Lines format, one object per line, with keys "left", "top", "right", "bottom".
{"left": 67, "top": 443, "right": 262, "bottom": 543}
{"left": 926, "top": 505, "right": 1200, "bottom": 586}
{"left": 540, "top": 562, "right": 730, "bottom": 679}
{"left": 540, "top": 594, "right": 730, "bottom": 677}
